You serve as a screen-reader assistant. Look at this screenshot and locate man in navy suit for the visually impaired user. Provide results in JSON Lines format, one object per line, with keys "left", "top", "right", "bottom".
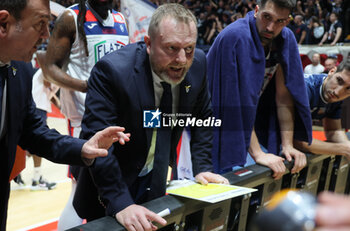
{"left": 0, "top": 0, "right": 130, "bottom": 230}
{"left": 75, "top": 3, "right": 229, "bottom": 231}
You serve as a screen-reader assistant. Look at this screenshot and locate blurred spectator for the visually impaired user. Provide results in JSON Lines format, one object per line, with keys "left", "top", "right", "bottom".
{"left": 247, "top": 0, "right": 257, "bottom": 11}
{"left": 319, "top": 12, "right": 343, "bottom": 46}
{"left": 323, "top": 55, "right": 338, "bottom": 74}
{"left": 231, "top": 0, "right": 249, "bottom": 17}
{"left": 215, "top": 0, "right": 226, "bottom": 16}
{"left": 230, "top": 12, "right": 242, "bottom": 23}
{"left": 293, "top": 1, "right": 305, "bottom": 16}
{"left": 304, "top": 0, "right": 322, "bottom": 19}
{"left": 304, "top": 53, "right": 325, "bottom": 74}
{"left": 221, "top": 11, "right": 232, "bottom": 28}
{"left": 331, "top": 0, "right": 343, "bottom": 16}
{"left": 191, "top": 1, "right": 202, "bottom": 15}
{"left": 343, "top": 0, "right": 350, "bottom": 41}
{"left": 306, "top": 16, "right": 324, "bottom": 44}
{"left": 204, "top": 1, "right": 214, "bottom": 15}
{"left": 197, "top": 12, "right": 207, "bottom": 45}
{"left": 289, "top": 14, "right": 308, "bottom": 44}
{"left": 204, "top": 13, "right": 222, "bottom": 45}
{"left": 303, "top": 6, "right": 315, "bottom": 26}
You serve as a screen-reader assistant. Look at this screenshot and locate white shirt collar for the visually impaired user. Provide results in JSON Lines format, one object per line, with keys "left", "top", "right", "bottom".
{"left": 151, "top": 69, "right": 163, "bottom": 87}
{"left": 0, "top": 61, "right": 10, "bottom": 67}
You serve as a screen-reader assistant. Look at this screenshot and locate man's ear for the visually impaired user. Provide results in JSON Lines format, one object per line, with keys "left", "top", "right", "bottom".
{"left": 0, "top": 10, "right": 10, "bottom": 38}
{"left": 144, "top": 35, "right": 151, "bottom": 54}
{"left": 328, "top": 66, "right": 337, "bottom": 75}
{"left": 254, "top": 5, "right": 259, "bottom": 18}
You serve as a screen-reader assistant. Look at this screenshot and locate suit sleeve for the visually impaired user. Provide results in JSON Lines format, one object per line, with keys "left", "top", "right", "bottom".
{"left": 18, "top": 63, "right": 85, "bottom": 165}
{"left": 80, "top": 59, "right": 134, "bottom": 216}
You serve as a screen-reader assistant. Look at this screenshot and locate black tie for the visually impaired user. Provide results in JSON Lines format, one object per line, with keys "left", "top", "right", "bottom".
{"left": 159, "top": 82, "right": 172, "bottom": 114}
{"left": 0, "top": 66, "right": 8, "bottom": 123}
{"left": 148, "top": 82, "right": 173, "bottom": 200}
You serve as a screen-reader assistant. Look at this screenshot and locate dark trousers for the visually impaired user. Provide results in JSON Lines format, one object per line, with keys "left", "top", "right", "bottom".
{"left": 0, "top": 183, "right": 10, "bottom": 231}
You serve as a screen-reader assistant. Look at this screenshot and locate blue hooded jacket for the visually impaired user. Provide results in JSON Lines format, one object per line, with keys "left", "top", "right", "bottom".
{"left": 207, "top": 11, "right": 312, "bottom": 173}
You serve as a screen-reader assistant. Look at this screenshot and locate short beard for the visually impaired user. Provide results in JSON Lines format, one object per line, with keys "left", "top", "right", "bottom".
{"left": 259, "top": 36, "right": 273, "bottom": 47}
{"left": 159, "top": 71, "right": 186, "bottom": 85}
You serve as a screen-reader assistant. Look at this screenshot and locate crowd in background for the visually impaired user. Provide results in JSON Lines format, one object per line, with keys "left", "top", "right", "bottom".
{"left": 288, "top": 0, "right": 349, "bottom": 45}
{"left": 52, "top": 0, "right": 349, "bottom": 50}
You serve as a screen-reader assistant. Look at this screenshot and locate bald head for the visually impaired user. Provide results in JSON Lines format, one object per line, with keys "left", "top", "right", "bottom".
{"left": 294, "top": 15, "right": 303, "bottom": 25}
{"left": 325, "top": 58, "right": 337, "bottom": 72}
{"left": 312, "top": 53, "right": 321, "bottom": 66}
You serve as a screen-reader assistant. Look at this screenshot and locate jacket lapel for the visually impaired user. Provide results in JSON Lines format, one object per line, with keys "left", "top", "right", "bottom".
{"left": 132, "top": 45, "right": 155, "bottom": 150}
{"left": 5, "top": 64, "right": 20, "bottom": 175}
{"left": 178, "top": 76, "right": 192, "bottom": 115}
{"left": 171, "top": 75, "right": 193, "bottom": 149}
{"left": 7, "top": 64, "right": 20, "bottom": 145}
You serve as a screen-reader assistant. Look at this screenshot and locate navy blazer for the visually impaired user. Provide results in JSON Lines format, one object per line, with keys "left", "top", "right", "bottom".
{"left": 0, "top": 61, "right": 86, "bottom": 230}
{"left": 75, "top": 42, "right": 213, "bottom": 219}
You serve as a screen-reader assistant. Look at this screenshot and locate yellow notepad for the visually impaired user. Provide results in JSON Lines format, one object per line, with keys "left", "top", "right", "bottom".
{"left": 166, "top": 180, "right": 257, "bottom": 203}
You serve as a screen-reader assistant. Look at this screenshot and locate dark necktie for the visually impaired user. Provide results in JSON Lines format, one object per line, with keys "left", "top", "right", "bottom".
{"left": 148, "top": 82, "right": 173, "bottom": 200}
{"left": 0, "top": 65, "right": 8, "bottom": 139}
{"left": 159, "top": 82, "right": 172, "bottom": 114}
{"left": 0, "top": 66, "right": 8, "bottom": 121}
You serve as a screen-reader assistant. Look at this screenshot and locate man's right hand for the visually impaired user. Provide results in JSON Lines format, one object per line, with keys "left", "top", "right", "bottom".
{"left": 116, "top": 204, "right": 167, "bottom": 231}
{"left": 81, "top": 126, "right": 130, "bottom": 160}
{"left": 255, "top": 153, "right": 286, "bottom": 180}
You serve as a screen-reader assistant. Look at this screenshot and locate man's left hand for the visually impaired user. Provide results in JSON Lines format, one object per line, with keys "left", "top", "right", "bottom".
{"left": 81, "top": 126, "right": 131, "bottom": 159}
{"left": 281, "top": 146, "right": 306, "bottom": 174}
{"left": 195, "top": 172, "right": 229, "bottom": 185}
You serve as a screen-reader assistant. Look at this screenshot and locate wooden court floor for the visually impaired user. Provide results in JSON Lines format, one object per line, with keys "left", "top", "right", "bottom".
{"left": 7, "top": 117, "right": 72, "bottom": 231}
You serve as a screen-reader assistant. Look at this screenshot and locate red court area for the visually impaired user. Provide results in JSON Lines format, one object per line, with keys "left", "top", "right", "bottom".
{"left": 312, "top": 130, "right": 326, "bottom": 141}
{"left": 27, "top": 221, "right": 58, "bottom": 231}
{"left": 47, "top": 104, "right": 65, "bottom": 118}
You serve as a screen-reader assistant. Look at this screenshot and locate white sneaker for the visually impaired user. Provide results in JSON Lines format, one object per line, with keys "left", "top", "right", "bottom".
{"left": 31, "top": 176, "right": 56, "bottom": 191}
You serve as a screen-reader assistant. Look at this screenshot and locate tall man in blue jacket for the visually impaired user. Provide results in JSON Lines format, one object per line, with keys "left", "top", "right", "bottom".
{"left": 0, "top": 0, "right": 130, "bottom": 229}
{"left": 74, "top": 3, "right": 228, "bottom": 231}
{"left": 207, "top": 0, "right": 312, "bottom": 178}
